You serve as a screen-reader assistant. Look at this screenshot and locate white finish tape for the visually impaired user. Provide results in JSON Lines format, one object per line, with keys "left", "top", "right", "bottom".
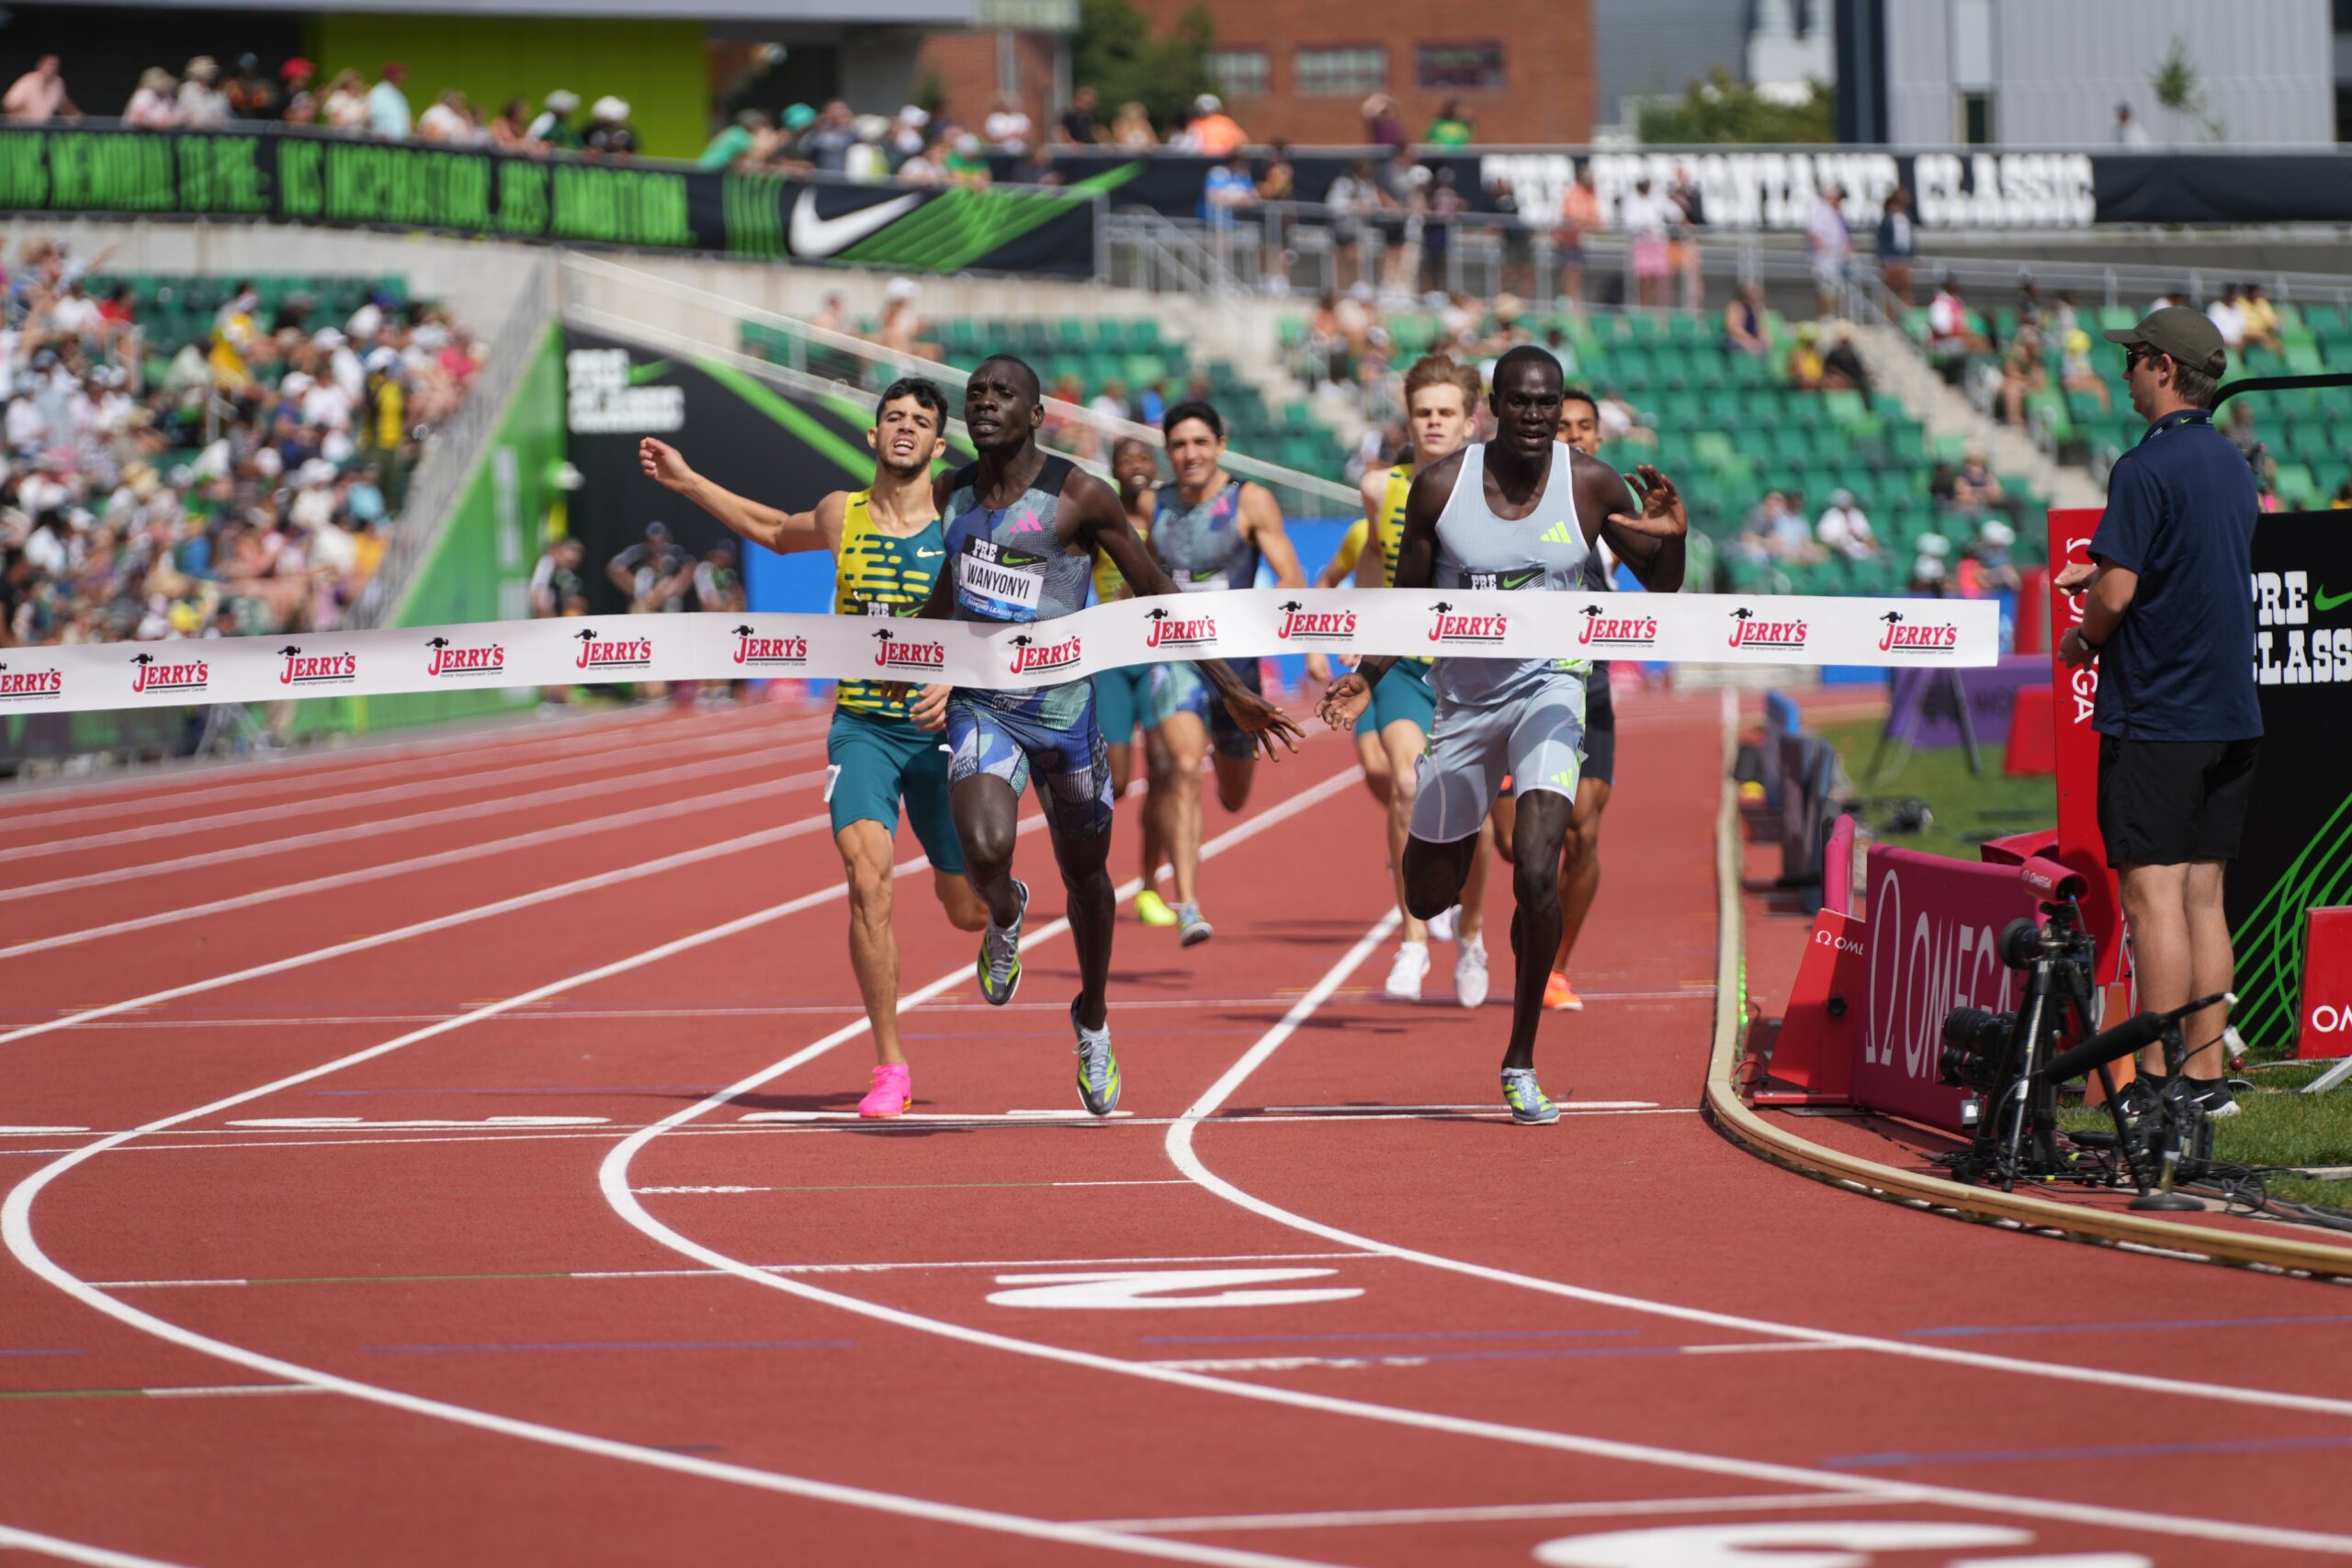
{"left": 0, "top": 589, "right": 1997, "bottom": 716}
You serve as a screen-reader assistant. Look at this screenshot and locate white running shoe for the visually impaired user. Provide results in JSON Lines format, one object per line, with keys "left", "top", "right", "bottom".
{"left": 1384, "top": 941, "right": 1430, "bottom": 1002}
{"left": 1427, "top": 904, "right": 1459, "bottom": 943}
{"left": 1454, "top": 933, "right": 1489, "bottom": 1009}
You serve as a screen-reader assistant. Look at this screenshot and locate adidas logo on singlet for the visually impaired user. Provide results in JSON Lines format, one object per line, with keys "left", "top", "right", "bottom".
{"left": 1540, "top": 521, "right": 1577, "bottom": 546}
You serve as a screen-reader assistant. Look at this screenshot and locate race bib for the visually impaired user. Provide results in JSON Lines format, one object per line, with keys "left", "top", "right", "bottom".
{"left": 1180, "top": 571, "right": 1224, "bottom": 592}
{"left": 957, "top": 538, "right": 1046, "bottom": 617}
{"left": 1465, "top": 567, "right": 1546, "bottom": 592}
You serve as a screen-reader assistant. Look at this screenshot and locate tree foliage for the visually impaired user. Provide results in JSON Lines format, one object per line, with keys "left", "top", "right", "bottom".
{"left": 1072, "top": 0, "right": 1218, "bottom": 136}
{"left": 1637, "top": 68, "right": 1834, "bottom": 145}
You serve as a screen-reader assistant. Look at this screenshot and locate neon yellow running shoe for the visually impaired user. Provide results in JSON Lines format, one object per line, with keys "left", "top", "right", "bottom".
{"left": 1136, "top": 888, "right": 1178, "bottom": 927}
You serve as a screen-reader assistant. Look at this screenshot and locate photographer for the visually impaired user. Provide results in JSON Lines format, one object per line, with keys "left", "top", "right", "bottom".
{"left": 2058, "top": 307, "right": 2259, "bottom": 1118}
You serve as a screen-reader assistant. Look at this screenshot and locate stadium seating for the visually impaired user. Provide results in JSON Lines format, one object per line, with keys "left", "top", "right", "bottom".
{"left": 89, "top": 272, "right": 412, "bottom": 365}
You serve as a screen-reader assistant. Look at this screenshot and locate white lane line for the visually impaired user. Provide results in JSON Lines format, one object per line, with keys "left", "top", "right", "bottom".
{"left": 600, "top": 894, "right": 2352, "bottom": 1555}
{"left": 26, "top": 995, "right": 1369, "bottom": 1030}
{"left": 90, "top": 1255, "right": 1380, "bottom": 1291}
{"left": 1, "top": 854, "right": 1336, "bottom": 1568}
{"left": 0, "top": 765, "right": 832, "bottom": 961}
{"left": 1167, "top": 929, "right": 2352, "bottom": 1427}
{"left": 0, "top": 700, "right": 794, "bottom": 833}
{"left": 1159, "top": 918, "right": 2352, "bottom": 1553}
{"left": 0, "top": 1523, "right": 196, "bottom": 1568}
{"left": 0, "top": 810, "right": 844, "bottom": 1048}
{"left": 0, "top": 1111, "right": 1700, "bottom": 1160}
{"left": 3, "top": 712, "right": 813, "bottom": 863}
{"left": 0, "top": 729, "right": 826, "bottom": 905}
{"left": 0, "top": 1126, "right": 91, "bottom": 1135}
{"left": 1079, "top": 1492, "right": 1916, "bottom": 1535}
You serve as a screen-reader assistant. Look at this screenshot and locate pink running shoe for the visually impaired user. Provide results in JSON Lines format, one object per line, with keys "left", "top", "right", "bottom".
{"left": 857, "top": 1063, "right": 912, "bottom": 1118}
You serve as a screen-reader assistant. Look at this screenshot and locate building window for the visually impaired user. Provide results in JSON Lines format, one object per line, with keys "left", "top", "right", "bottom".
{"left": 1206, "top": 50, "right": 1270, "bottom": 99}
{"left": 1295, "top": 47, "right": 1388, "bottom": 96}
{"left": 1961, "top": 89, "right": 1996, "bottom": 146}
{"left": 1416, "top": 43, "right": 1504, "bottom": 90}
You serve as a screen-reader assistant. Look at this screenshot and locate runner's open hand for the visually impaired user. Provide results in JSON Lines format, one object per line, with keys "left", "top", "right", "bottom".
{"left": 1225, "top": 689, "right": 1304, "bottom": 760}
{"left": 1317, "top": 672, "right": 1373, "bottom": 731}
{"left": 1608, "top": 465, "right": 1688, "bottom": 540}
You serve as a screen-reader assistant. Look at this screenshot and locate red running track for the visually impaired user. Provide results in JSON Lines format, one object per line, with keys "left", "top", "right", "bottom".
{"left": 4, "top": 691, "right": 2350, "bottom": 1567}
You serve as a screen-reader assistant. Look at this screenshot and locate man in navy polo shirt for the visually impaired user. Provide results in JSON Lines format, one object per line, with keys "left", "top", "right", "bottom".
{"left": 2058, "top": 305, "right": 2259, "bottom": 1117}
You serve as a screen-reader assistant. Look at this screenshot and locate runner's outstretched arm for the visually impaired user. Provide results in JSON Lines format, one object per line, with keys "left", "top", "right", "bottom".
{"left": 639, "top": 437, "right": 831, "bottom": 554}
{"left": 1080, "top": 468, "right": 1302, "bottom": 759}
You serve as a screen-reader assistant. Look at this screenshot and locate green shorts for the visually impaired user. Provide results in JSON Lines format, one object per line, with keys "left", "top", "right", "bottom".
{"left": 1367, "top": 660, "right": 1436, "bottom": 737}
{"left": 827, "top": 707, "right": 965, "bottom": 875}
{"left": 1092, "top": 664, "right": 1155, "bottom": 747}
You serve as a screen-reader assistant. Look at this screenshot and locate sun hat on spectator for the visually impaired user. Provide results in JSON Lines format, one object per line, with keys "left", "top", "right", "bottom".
{"left": 898, "top": 105, "right": 930, "bottom": 127}
{"left": 280, "top": 370, "right": 315, "bottom": 395}
{"left": 591, "top": 96, "right": 628, "bottom": 121}
{"left": 297, "top": 458, "right": 338, "bottom": 490}
{"left": 545, "top": 89, "right": 580, "bottom": 114}
{"left": 312, "top": 327, "right": 345, "bottom": 350}
{"left": 187, "top": 56, "right": 220, "bottom": 81}
{"left": 1917, "top": 532, "right": 1951, "bottom": 558}
{"left": 1981, "top": 519, "right": 2016, "bottom": 547}
{"left": 1194, "top": 94, "right": 1222, "bottom": 114}
{"left": 250, "top": 449, "right": 282, "bottom": 480}
{"left": 168, "top": 602, "right": 202, "bottom": 635}
{"left": 785, "top": 103, "right": 817, "bottom": 130}
{"left": 281, "top": 57, "right": 313, "bottom": 80}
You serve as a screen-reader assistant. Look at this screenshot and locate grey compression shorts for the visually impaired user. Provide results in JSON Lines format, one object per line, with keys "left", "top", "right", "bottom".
{"left": 1410, "top": 676, "right": 1588, "bottom": 845}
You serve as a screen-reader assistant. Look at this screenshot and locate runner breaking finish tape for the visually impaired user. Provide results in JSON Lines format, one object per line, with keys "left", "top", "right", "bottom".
{"left": 1317, "top": 344, "right": 1689, "bottom": 1125}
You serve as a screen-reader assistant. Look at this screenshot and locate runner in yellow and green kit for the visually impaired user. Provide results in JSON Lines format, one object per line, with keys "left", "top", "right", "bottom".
{"left": 1356, "top": 355, "right": 1494, "bottom": 1008}
{"left": 1091, "top": 436, "right": 1179, "bottom": 926}
{"left": 639, "top": 378, "right": 988, "bottom": 1120}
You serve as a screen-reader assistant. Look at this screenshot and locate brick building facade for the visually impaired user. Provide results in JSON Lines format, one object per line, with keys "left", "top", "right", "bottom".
{"left": 1128, "top": 0, "right": 1591, "bottom": 145}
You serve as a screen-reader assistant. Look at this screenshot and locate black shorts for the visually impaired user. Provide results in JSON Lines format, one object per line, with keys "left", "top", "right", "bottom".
{"left": 2097, "top": 735, "right": 2260, "bottom": 868}
{"left": 1582, "top": 664, "right": 1616, "bottom": 788}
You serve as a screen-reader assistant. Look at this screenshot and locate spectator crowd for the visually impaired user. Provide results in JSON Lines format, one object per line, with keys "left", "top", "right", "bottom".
{"left": 0, "top": 236, "right": 485, "bottom": 658}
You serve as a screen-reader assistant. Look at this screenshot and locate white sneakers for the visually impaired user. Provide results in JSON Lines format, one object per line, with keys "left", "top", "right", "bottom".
{"left": 1454, "top": 934, "right": 1489, "bottom": 1010}
{"left": 1385, "top": 941, "right": 1430, "bottom": 1001}
{"left": 1427, "top": 904, "right": 1459, "bottom": 943}
{"left": 1384, "top": 929, "right": 1488, "bottom": 1007}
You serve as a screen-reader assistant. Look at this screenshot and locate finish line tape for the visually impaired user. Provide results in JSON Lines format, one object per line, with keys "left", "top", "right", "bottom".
{"left": 0, "top": 589, "right": 1997, "bottom": 716}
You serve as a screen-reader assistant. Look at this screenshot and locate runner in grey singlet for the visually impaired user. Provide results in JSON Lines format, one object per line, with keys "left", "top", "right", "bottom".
{"left": 1414, "top": 441, "right": 1594, "bottom": 843}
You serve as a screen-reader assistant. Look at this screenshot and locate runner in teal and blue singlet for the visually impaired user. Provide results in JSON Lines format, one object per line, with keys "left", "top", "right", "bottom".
{"left": 908, "top": 355, "right": 1303, "bottom": 1117}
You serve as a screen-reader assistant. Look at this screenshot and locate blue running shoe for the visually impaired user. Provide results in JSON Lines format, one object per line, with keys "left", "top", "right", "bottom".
{"left": 1071, "top": 997, "right": 1122, "bottom": 1116}
{"left": 1500, "top": 1066, "right": 1559, "bottom": 1125}
{"left": 978, "top": 879, "right": 1027, "bottom": 1006}
{"left": 1176, "top": 902, "right": 1215, "bottom": 947}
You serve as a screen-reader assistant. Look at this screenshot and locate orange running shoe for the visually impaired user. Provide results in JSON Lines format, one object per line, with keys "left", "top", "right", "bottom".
{"left": 1543, "top": 971, "right": 1584, "bottom": 1011}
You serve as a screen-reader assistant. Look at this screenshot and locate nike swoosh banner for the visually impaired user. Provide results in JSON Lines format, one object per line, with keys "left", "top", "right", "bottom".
{"left": 0, "top": 126, "right": 1099, "bottom": 276}
{"left": 0, "top": 592, "right": 1998, "bottom": 716}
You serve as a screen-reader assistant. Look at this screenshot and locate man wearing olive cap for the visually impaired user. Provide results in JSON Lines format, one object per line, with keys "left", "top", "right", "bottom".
{"left": 2057, "top": 305, "right": 2259, "bottom": 1117}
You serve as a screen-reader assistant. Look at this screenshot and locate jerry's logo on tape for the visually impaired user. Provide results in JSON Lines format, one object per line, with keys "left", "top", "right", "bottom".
{"left": 1427, "top": 600, "right": 1509, "bottom": 645}
{"left": 1144, "top": 605, "right": 1218, "bottom": 650}
{"left": 1726, "top": 606, "right": 1807, "bottom": 651}
{"left": 1275, "top": 601, "right": 1357, "bottom": 642}
{"left": 1875, "top": 609, "right": 1960, "bottom": 654}
{"left": 871, "top": 626, "right": 946, "bottom": 671}
{"left": 0, "top": 660, "right": 63, "bottom": 701}
{"left": 1577, "top": 604, "right": 1658, "bottom": 648}
{"left": 424, "top": 636, "right": 506, "bottom": 678}
{"left": 730, "top": 625, "right": 809, "bottom": 668}
{"left": 278, "top": 645, "right": 359, "bottom": 687}
{"left": 1008, "top": 632, "right": 1083, "bottom": 677}
{"left": 129, "top": 650, "right": 209, "bottom": 695}
{"left": 574, "top": 628, "right": 655, "bottom": 671}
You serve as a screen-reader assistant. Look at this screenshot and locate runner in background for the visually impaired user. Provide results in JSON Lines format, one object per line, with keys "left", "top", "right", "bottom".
{"left": 1316, "top": 514, "right": 1388, "bottom": 805}
{"left": 1359, "top": 355, "right": 1492, "bottom": 1008}
{"left": 638, "top": 378, "right": 989, "bottom": 1120}
{"left": 1143, "top": 400, "right": 1312, "bottom": 945}
{"left": 1093, "top": 436, "right": 1178, "bottom": 926}
{"left": 1490, "top": 386, "right": 1620, "bottom": 1010}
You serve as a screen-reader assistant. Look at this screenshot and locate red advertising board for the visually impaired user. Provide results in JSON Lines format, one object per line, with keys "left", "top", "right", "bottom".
{"left": 1854, "top": 845, "right": 2052, "bottom": 1134}
{"left": 2045, "top": 508, "right": 2129, "bottom": 985}
{"left": 2299, "top": 907, "right": 2352, "bottom": 1059}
